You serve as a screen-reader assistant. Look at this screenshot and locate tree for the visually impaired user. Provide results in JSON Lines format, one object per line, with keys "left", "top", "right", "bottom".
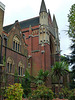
{"left": 68, "top": 4, "right": 75, "bottom": 89}
{"left": 68, "top": 4, "right": 75, "bottom": 70}
{"left": 21, "top": 69, "right": 31, "bottom": 98}
{"left": 69, "top": 71, "right": 75, "bottom": 89}
{"left": 61, "top": 55, "right": 70, "bottom": 64}
{"left": 68, "top": 4, "right": 75, "bottom": 37}
{"left": 52, "top": 62, "right": 68, "bottom": 92}
{"left": 36, "top": 69, "right": 49, "bottom": 86}
{"left": 69, "top": 38, "right": 75, "bottom": 71}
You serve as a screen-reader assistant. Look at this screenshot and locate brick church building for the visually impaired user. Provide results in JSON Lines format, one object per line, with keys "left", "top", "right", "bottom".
{"left": 23, "top": 0, "right": 60, "bottom": 76}
{"left": 0, "top": 0, "right": 60, "bottom": 90}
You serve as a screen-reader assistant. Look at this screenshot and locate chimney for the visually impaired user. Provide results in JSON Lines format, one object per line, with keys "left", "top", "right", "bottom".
{"left": 0, "top": 2, "right": 5, "bottom": 35}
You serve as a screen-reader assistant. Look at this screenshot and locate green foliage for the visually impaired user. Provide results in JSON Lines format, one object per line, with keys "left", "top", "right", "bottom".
{"left": 68, "top": 4, "right": 75, "bottom": 37}
{"left": 52, "top": 62, "right": 68, "bottom": 77}
{"left": 5, "top": 83, "right": 23, "bottom": 100}
{"left": 69, "top": 95, "right": 75, "bottom": 100}
{"left": 69, "top": 71, "right": 75, "bottom": 89}
{"left": 68, "top": 4, "right": 75, "bottom": 69}
{"left": 22, "top": 69, "right": 31, "bottom": 98}
{"left": 36, "top": 69, "right": 49, "bottom": 86}
{"left": 36, "top": 69, "right": 44, "bottom": 81}
{"left": 59, "top": 88, "right": 75, "bottom": 99}
{"left": 61, "top": 55, "right": 70, "bottom": 64}
{"left": 52, "top": 62, "right": 69, "bottom": 93}
{"left": 68, "top": 89, "right": 75, "bottom": 100}
{"left": 29, "top": 84, "right": 54, "bottom": 100}
{"left": 60, "top": 87, "right": 72, "bottom": 99}
{"left": 67, "top": 4, "right": 75, "bottom": 89}
{"left": 69, "top": 34, "right": 75, "bottom": 71}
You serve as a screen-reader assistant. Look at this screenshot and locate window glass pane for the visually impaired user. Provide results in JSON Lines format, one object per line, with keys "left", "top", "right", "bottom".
{"left": 13, "top": 41, "right": 15, "bottom": 49}
{"left": 21, "top": 67, "right": 22, "bottom": 76}
{"left": 7, "top": 63, "right": 9, "bottom": 72}
{"left": 16, "top": 43, "right": 17, "bottom": 51}
{"left": 19, "top": 67, "right": 20, "bottom": 75}
{"left": 10, "top": 64, "right": 12, "bottom": 73}
{"left": 18, "top": 44, "right": 19, "bottom": 52}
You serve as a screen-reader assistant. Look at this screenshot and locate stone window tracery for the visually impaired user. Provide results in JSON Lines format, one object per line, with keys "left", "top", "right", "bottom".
{"left": 13, "top": 35, "right": 20, "bottom": 52}
{"left": 18, "top": 61, "right": 23, "bottom": 76}
{"left": 7, "top": 57, "right": 14, "bottom": 73}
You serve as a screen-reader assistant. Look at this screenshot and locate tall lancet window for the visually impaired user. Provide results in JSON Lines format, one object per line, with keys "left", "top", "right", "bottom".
{"left": 13, "top": 35, "right": 20, "bottom": 52}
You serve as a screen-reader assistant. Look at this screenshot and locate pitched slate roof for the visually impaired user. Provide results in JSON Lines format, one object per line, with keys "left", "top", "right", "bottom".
{"left": 20, "top": 16, "right": 39, "bottom": 29}
{"left": 3, "top": 24, "right": 14, "bottom": 33}
{"left": 40, "top": 0, "right": 47, "bottom": 13}
{"left": 3, "top": 16, "right": 39, "bottom": 33}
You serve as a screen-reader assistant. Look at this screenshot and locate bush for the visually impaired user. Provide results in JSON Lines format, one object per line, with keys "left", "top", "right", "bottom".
{"left": 59, "top": 87, "right": 72, "bottom": 99}
{"left": 69, "top": 95, "right": 75, "bottom": 100}
{"left": 68, "top": 89, "right": 75, "bottom": 100}
{"left": 5, "top": 83, "right": 23, "bottom": 100}
{"left": 29, "top": 84, "right": 54, "bottom": 100}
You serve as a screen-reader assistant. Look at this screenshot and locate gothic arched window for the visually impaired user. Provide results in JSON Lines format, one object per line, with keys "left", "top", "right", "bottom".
{"left": 7, "top": 57, "right": 14, "bottom": 73}
{"left": 13, "top": 35, "right": 20, "bottom": 52}
{"left": 18, "top": 61, "right": 23, "bottom": 76}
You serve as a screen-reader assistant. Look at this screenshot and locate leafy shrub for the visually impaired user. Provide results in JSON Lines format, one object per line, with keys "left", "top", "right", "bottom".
{"left": 59, "top": 87, "right": 72, "bottom": 99}
{"left": 69, "top": 95, "right": 75, "bottom": 100}
{"left": 5, "top": 83, "right": 23, "bottom": 100}
{"left": 29, "top": 84, "right": 54, "bottom": 100}
{"left": 68, "top": 89, "right": 75, "bottom": 100}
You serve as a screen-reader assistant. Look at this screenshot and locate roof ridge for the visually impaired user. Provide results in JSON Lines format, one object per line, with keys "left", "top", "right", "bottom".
{"left": 3, "top": 16, "right": 39, "bottom": 27}
{"left": 20, "top": 16, "right": 39, "bottom": 23}
{"left": 3, "top": 23, "right": 13, "bottom": 28}
{"left": 3, "top": 16, "right": 39, "bottom": 32}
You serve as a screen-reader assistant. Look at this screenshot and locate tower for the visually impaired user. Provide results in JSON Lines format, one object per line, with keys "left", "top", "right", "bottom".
{"left": 39, "top": 0, "right": 48, "bottom": 25}
{"left": 39, "top": 0, "right": 51, "bottom": 72}
{"left": 53, "top": 14, "right": 60, "bottom": 53}
{"left": 39, "top": 0, "right": 49, "bottom": 45}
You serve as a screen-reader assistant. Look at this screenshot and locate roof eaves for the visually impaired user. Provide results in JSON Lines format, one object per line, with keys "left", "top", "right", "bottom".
{"left": 3, "top": 24, "right": 14, "bottom": 33}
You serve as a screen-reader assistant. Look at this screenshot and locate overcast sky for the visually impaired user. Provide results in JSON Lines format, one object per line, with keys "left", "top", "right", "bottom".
{"left": 1, "top": 0, "right": 75, "bottom": 55}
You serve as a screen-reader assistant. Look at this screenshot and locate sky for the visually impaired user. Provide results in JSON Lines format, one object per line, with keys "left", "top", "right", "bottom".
{"left": 0, "top": 0, "right": 75, "bottom": 55}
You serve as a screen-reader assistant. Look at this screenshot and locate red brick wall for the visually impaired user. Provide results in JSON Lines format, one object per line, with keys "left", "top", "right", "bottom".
{"left": 45, "top": 43, "right": 51, "bottom": 70}
{"left": 23, "top": 25, "right": 53, "bottom": 76}
{"left": 32, "top": 51, "right": 42, "bottom": 76}
{"left": 2, "top": 23, "right": 28, "bottom": 86}
{"left": 2, "top": 46, "right": 27, "bottom": 86}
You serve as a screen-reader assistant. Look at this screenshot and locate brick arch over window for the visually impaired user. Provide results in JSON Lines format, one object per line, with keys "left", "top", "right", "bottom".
{"left": 18, "top": 61, "right": 24, "bottom": 76}
{"left": 13, "top": 35, "right": 20, "bottom": 52}
{"left": 7, "top": 57, "right": 14, "bottom": 73}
